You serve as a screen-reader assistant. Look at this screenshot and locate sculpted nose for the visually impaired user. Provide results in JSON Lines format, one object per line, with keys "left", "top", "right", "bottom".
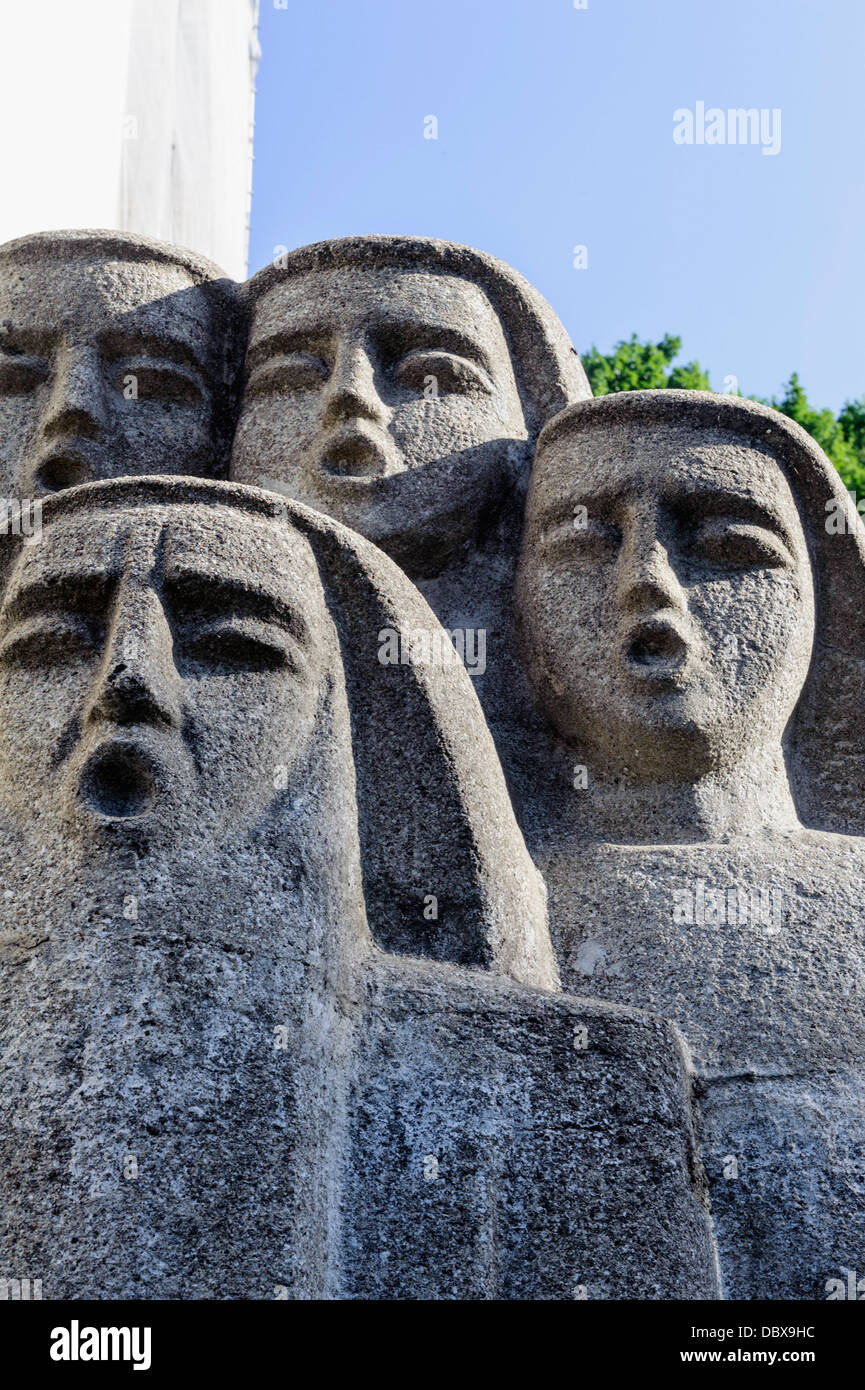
{"left": 85, "top": 591, "right": 182, "bottom": 731}
{"left": 320, "top": 340, "right": 389, "bottom": 429}
{"left": 41, "top": 344, "right": 109, "bottom": 443}
{"left": 617, "top": 527, "right": 687, "bottom": 616}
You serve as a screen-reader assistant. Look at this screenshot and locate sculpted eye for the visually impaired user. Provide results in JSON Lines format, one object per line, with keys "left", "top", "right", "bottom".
{"left": 0, "top": 615, "right": 101, "bottom": 666}
{"left": 113, "top": 362, "right": 204, "bottom": 405}
{"left": 394, "top": 350, "right": 493, "bottom": 395}
{"left": 693, "top": 519, "right": 792, "bottom": 569}
{"left": 0, "top": 351, "right": 49, "bottom": 396}
{"left": 245, "top": 353, "right": 329, "bottom": 397}
{"left": 541, "top": 515, "right": 622, "bottom": 562}
{"left": 179, "top": 618, "right": 301, "bottom": 673}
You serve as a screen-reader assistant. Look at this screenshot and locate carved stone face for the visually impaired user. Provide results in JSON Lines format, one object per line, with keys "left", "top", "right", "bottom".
{"left": 231, "top": 266, "right": 527, "bottom": 576}
{"left": 0, "top": 503, "right": 329, "bottom": 846}
{"left": 0, "top": 256, "right": 221, "bottom": 497}
{"left": 516, "top": 422, "right": 816, "bottom": 778}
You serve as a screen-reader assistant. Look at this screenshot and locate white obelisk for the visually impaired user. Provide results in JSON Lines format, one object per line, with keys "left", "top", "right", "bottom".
{"left": 0, "top": 0, "right": 259, "bottom": 278}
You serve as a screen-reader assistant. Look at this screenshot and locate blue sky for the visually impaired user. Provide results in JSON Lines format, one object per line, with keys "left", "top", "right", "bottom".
{"left": 249, "top": 0, "right": 865, "bottom": 413}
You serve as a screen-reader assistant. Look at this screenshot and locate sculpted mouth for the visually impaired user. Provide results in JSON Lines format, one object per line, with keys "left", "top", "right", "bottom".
{"left": 316, "top": 424, "right": 398, "bottom": 480}
{"left": 35, "top": 446, "right": 94, "bottom": 493}
{"left": 78, "top": 741, "right": 158, "bottom": 819}
{"left": 624, "top": 618, "right": 690, "bottom": 677}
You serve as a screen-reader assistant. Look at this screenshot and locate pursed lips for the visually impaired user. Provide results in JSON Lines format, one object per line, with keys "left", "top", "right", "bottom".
{"left": 312, "top": 420, "right": 402, "bottom": 483}
{"left": 34, "top": 439, "right": 100, "bottom": 492}
{"left": 71, "top": 724, "right": 182, "bottom": 822}
{"left": 621, "top": 613, "right": 693, "bottom": 682}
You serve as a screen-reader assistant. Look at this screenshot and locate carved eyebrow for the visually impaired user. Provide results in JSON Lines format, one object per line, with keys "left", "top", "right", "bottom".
{"left": 245, "top": 329, "right": 331, "bottom": 372}
{"left": 378, "top": 321, "right": 494, "bottom": 372}
{"left": 534, "top": 483, "right": 798, "bottom": 545}
{"left": 246, "top": 321, "right": 495, "bottom": 375}
{"left": 99, "top": 329, "right": 208, "bottom": 381}
{"left": 671, "top": 487, "right": 796, "bottom": 548}
{"left": 534, "top": 486, "right": 624, "bottom": 534}
{"left": 0, "top": 325, "right": 56, "bottom": 358}
{"left": 1, "top": 569, "right": 115, "bottom": 621}
{"left": 164, "top": 568, "right": 310, "bottom": 647}
{"left": 1, "top": 566, "right": 310, "bottom": 651}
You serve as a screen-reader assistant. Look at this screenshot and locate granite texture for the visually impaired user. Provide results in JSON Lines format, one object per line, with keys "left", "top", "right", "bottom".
{"left": 229, "top": 237, "right": 593, "bottom": 803}
{"left": 0, "top": 230, "right": 242, "bottom": 499}
{"left": 231, "top": 234, "right": 590, "bottom": 580}
{"left": 0, "top": 474, "right": 717, "bottom": 1298}
{"left": 515, "top": 391, "right": 865, "bottom": 1298}
{"left": 0, "top": 228, "right": 858, "bottom": 1301}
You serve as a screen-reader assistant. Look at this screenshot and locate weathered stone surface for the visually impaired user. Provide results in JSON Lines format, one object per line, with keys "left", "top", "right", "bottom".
{"left": 229, "top": 237, "right": 592, "bottom": 796}
{"left": 0, "top": 478, "right": 368, "bottom": 1299}
{"left": 698, "top": 1072, "right": 865, "bottom": 1301}
{"left": 231, "top": 234, "right": 589, "bottom": 579}
{"left": 344, "top": 956, "right": 719, "bottom": 1301}
{"left": 0, "top": 230, "right": 242, "bottom": 498}
{"left": 514, "top": 390, "right": 865, "bottom": 1297}
{"left": 0, "top": 474, "right": 555, "bottom": 974}
{"left": 5, "top": 222, "right": 857, "bottom": 1301}
{"left": 0, "top": 475, "right": 718, "bottom": 1299}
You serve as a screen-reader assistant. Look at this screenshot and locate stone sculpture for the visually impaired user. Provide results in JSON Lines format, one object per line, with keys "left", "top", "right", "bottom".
{"left": 0, "top": 231, "right": 242, "bottom": 498}
{"left": 0, "top": 474, "right": 717, "bottom": 1299}
{"left": 230, "top": 234, "right": 589, "bottom": 577}
{"left": 2, "top": 220, "right": 854, "bottom": 1302}
{"left": 229, "top": 237, "right": 592, "bottom": 790}
{"left": 515, "top": 390, "right": 865, "bottom": 1297}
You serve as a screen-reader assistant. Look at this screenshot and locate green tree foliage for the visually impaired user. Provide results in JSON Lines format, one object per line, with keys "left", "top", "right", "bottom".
{"left": 837, "top": 398, "right": 865, "bottom": 491}
{"left": 756, "top": 373, "right": 865, "bottom": 495}
{"left": 582, "top": 335, "right": 865, "bottom": 496}
{"left": 582, "top": 334, "right": 710, "bottom": 395}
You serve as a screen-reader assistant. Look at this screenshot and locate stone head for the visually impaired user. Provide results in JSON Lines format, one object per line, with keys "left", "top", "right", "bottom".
{"left": 516, "top": 392, "right": 824, "bottom": 782}
{"left": 0, "top": 231, "right": 243, "bottom": 498}
{"left": 0, "top": 478, "right": 335, "bottom": 855}
{"left": 230, "top": 236, "right": 589, "bottom": 577}
{"left": 0, "top": 475, "right": 555, "bottom": 986}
